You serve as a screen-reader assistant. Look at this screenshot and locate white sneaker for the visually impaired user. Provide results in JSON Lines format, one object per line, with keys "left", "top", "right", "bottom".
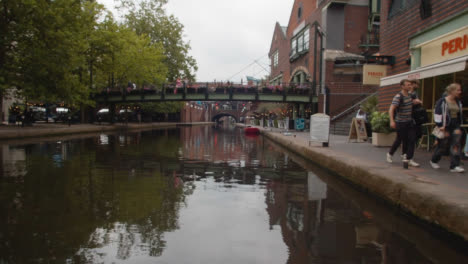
{"left": 450, "top": 166, "right": 465, "bottom": 173}
{"left": 430, "top": 161, "right": 440, "bottom": 169}
{"left": 408, "top": 160, "right": 420, "bottom": 167}
{"left": 401, "top": 154, "right": 407, "bottom": 160}
{"left": 386, "top": 153, "right": 393, "bottom": 163}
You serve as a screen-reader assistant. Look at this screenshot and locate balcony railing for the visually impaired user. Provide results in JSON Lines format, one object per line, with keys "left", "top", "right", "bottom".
{"left": 360, "top": 28, "right": 380, "bottom": 47}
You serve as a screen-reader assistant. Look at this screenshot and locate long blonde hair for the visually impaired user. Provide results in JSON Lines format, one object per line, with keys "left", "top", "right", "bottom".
{"left": 446, "top": 83, "right": 460, "bottom": 95}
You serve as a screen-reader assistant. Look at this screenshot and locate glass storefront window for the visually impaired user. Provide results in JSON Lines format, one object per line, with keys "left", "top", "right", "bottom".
{"left": 455, "top": 66, "right": 468, "bottom": 106}
{"left": 422, "top": 77, "right": 433, "bottom": 110}
{"left": 435, "top": 73, "right": 454, "bottom": 102}
{"left": 420, "top": 69, "right": 468, "bottom": 121}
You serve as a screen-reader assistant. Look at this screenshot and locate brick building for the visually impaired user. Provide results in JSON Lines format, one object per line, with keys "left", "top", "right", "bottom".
{"left": 378, "top": 1, "right": 468, "bottom": 114}
{"left": 269, "top": 23, "right": 289, "bottom": 85}
{"left": 268, "top": 0, "right": 380, "bottom": 117}
{"left": 180, "top": 102, "right": 210, "bottom": 122}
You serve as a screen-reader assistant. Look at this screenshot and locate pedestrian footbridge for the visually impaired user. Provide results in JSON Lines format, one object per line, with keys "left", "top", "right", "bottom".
{"left": 94, "top": 83, "right": 318, "bottom": 104}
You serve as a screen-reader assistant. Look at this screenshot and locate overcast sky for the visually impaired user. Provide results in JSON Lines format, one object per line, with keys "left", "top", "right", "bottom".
{"left": 98, "top": 0, "right": 292, "bottom": 83}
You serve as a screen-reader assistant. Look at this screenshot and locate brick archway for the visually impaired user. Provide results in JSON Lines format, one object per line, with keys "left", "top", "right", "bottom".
{"left": 211, "top": 112, "right": 238, "bottom": 123}
{"left": 290, "top": 66, "right": 310, "bottom": 82}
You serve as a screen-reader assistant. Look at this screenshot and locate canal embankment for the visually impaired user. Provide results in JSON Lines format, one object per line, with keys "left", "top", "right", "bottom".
{"left": 239, "top": 124, "right": 468, "bottom": 241}
{"left": 0, "top": 122, "right": 214, "bottom": 141}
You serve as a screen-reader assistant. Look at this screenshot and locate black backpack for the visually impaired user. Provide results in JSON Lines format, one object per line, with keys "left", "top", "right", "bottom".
{"left": 394, "top": 92, "right": 428, "bottom": 125}
{"left": 412, "top": 104, "right": 428, "bottom": 125}
{"left": 409, "top": 93, "right": 428, "bottom": 125}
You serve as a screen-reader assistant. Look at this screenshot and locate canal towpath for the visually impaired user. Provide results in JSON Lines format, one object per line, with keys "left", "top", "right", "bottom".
{"left": 240, "top": 124, "right": 468, "bottom": 242}
{"left": 0, "top": 122, "right": 213, "bottom": 140}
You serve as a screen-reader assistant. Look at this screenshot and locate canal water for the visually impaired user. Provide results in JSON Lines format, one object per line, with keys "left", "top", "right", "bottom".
{"left": 0, "top": 126, "right": 467, "bottom": 263}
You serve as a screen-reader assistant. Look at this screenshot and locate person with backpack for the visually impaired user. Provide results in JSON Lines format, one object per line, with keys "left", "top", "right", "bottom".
{"left": 386, "top": 79, "right": 420, "bottom": 167}
{"left": 386, "top": 79, "right": 427, "bottom": 162}
{"left": 430, "top": 83, "right": 464, "bottom": 173}
{"left": 411, "top": 80, "right": 429, "bottom": 139}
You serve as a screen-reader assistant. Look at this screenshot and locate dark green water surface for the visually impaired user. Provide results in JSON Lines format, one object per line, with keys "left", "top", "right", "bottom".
{"left": 0, "top": 126, "right": 467, "bottom": 263}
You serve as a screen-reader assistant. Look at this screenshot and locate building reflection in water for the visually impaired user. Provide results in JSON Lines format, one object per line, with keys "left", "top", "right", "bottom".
{"left": 0, "top": 126, "right": 467, "bottom": 263}
{"left": 1, "top": 145, "right": 27, "bottom": 178}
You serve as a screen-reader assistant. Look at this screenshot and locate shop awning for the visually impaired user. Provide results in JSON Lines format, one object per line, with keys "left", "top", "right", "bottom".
{"left": 380, "top": 55, "right": 468, "bottom": 87}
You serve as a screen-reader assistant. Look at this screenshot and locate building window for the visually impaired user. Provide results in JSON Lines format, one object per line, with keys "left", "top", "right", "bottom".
{"left": 290, "top": 28, "right": 310, "bottom": 59}
{"left": 298, "top": 4, "right": 303, "bottom": 19}
{"left": 420, "top": 0, "right": 432, "bottom": 19}
{"left": 388, "top": 0, "right": 418, "bottom": 19}
{"left": 291, "top": 39, "right": 297, "bottom": 57}
{"left": 273, "top": 50, "right": 279, "bottom": 68}
{"left": 304, "top": 28, "right": 309, "bottom": 48}
{"left": 298, "top": 35, "right": 304, "bottom": 53}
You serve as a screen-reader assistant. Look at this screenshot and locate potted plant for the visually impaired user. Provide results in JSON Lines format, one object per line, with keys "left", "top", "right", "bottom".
{"left": 370, "top": 111, "right": 396, "bottom": 147}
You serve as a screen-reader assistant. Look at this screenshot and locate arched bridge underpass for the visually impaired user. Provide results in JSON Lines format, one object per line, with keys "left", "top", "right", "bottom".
{"left": 211, "top": 110, "right": 242, "bottom": 123}
{"left": 94, "top": 83, "right": 318, "bottom": 104}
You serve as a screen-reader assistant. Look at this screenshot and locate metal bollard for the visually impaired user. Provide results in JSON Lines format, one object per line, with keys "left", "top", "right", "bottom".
{"left": 403, "top": 160, "right": 409, "bottom": 169}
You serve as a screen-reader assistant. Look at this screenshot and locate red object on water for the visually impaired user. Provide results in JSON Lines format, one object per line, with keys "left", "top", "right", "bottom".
{"left": 244, "top": 127, "right": 260, "bottom": 135}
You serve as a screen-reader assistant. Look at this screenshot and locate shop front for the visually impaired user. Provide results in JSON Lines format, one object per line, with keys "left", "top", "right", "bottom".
{"left": 380, "top": 12, "right": 468, "bottom": 118}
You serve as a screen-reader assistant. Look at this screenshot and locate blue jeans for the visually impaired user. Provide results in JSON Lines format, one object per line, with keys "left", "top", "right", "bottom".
{"left": 431, "top": 121, "right": 462, "bottom": 169}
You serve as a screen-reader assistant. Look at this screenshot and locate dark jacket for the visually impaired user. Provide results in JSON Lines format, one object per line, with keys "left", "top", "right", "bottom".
{"left": 433, "top": 97, "right": 463, "bottom": 127}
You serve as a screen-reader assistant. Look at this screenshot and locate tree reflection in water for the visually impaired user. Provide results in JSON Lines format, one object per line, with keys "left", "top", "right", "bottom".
{"left": 0, "top": 126, "right": 467, "bottom": 263}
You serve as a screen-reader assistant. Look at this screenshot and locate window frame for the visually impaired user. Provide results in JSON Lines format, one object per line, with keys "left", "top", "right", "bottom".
{"left": 290, "top": 27, "right": 310, "bottom": 59}
{"left": 273, "top": 50, "right": 279, "bottom": 68}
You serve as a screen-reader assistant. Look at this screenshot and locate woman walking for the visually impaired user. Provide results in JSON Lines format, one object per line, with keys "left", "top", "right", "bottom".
{"left": 430, "top": 83, "right": 464, "bottom": 173}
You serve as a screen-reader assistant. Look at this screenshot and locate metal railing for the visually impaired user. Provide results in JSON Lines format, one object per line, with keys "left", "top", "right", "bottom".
{"left": 331, "top": 92, "right": 378, "bottom": 122}
{"left": 99, "top": 82, "right": 317, "bottom": 97}
{"left": 360, "top": 28, "right": 380, "bottom": 46}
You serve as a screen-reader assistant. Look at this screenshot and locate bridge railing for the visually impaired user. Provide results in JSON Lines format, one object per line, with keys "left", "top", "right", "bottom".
{"left": 98, "top": 82, "right": 316, "bottom": 97}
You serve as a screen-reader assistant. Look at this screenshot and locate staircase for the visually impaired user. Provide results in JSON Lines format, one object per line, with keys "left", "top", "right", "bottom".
{"left": 330, "top": 92, "right": 377, "bottom": 136}
{"left": 331, "top": 110, "right": 357, "bottom": 135}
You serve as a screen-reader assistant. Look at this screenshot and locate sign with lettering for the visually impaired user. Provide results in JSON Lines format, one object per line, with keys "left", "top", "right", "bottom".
{"left": 348, "top": 118, "right": 368, "bottom": 142}
{"left": 420, "top": 27, "right": 468, "bottom": 67}
{"left": 363, "top": 64, "right": 387, "bottom": 85}
{"left": 310, "top": 114, "right": 330, "bottom": 143}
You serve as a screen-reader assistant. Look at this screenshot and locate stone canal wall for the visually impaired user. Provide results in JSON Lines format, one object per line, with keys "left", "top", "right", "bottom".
{"left": 254, "top": 127, "right": 468, "bottom": 241}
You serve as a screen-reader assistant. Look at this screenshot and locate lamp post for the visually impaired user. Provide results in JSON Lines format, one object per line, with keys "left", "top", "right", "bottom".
{"left": 312, "top": 22, "right": 326, "bottom": 114}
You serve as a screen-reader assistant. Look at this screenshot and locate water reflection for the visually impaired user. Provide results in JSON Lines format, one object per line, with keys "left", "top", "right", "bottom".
{"left": 0, "top": 126, "right": 466, "bottom": 263}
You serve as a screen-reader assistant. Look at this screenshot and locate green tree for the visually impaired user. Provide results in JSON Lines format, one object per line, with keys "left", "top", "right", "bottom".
{"left": 9, "top": 0, "right": 103, "bottom": 105}
{"left": 90, "top": 14, "right": 168, "bottom": 93}
{"left": 119, "top": 0, "right": 198, "bottom": 82}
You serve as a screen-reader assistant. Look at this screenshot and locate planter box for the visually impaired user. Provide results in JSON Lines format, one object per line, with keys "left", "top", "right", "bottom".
{"left": 372, "top": 132, "right": 396, "bottom": 147}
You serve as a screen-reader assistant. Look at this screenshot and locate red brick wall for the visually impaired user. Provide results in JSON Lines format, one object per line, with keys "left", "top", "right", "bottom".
{"left": 288, "top": 1, "right": 321, "bottom": 83}
{"left": 267, "top": 0, "right": 376, "bottom": 116}
{"left": 269, "top": 23, "right": 290, "bottom": 82}
{"left": 181, "top": 105, "right": 208, "bottom": 122}
{"left": 378, "top": 0, "right": 468, "bottom": 111}
{"left": 344, "top": 5, "right": 370, "bottom": 54}
{"left": 286, "top": 0, "right": 318, "bottom": 38}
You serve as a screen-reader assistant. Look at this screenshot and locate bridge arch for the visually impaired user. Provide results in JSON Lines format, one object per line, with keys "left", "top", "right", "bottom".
{"left": 211, "top": 113, "right": 238, "bottom": 123}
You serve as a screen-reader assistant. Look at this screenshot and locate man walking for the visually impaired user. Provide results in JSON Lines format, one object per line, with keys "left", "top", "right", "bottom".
{"left": 386, "top": 79, "right": 424, "bottom": 161}
{"left": 387, "top": 79, "right": 420, "bottom": 167}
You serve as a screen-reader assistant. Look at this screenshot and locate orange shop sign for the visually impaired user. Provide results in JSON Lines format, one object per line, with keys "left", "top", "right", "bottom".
{"left": 363, "top": 64, "right": 387, "bottom": 85}
{"left": 420, "top": 27, "right": 468, "bottom": 67}
{"left": 442, "top": 34, "right": 468, "bottom": 56}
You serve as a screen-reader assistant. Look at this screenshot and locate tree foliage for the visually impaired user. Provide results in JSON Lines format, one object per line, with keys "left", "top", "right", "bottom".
{"left": 139, "top": 102, "right": 183, "bottom": 114}
{"left": 91, "top": 14, "right": 167, "bottom": 92}
{"left": 0, "top": 0, "right": 196, "bottom": 110}
{"left": 119, "top": 0, "right": 198, "bottom": 82}
{"left": 1, "top": 0, "right": 102, "bottom": 105}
